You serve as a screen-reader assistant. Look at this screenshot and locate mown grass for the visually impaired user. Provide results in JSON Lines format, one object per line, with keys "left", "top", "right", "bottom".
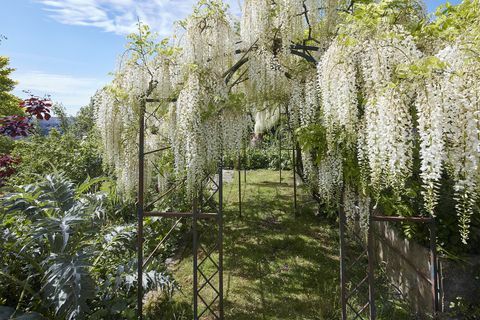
{"left": 171, "top": 169, "right": 411, "bottom": 319}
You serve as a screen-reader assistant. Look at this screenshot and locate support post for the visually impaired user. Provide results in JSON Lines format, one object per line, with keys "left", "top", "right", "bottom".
{"left": 192, "top": 194, "right": 199, "bottom": 319}
{"left": 218, "top": 163, "right": 224, "bottom": 319}
{"left": 279, "top": 126, "right": 282, "bottom": 183}
{"left": 339, "top": 207, "right": 347, "bottom": 320}
{"left": 243, "top": 145, "right": 247, "bottom": 184}
{"left": 238, "top": 154, "right": 242, "bottom": 218}
{"left": 293, "top": 144, "right": 297, "bottom": 217}
{"left": 367, "top": 218, "right": 376, "bottom": 320}
{"left": 137, "top": 102, "right": 145, "bottom": 320}
{"left": 430, "top": 219, "right": 439, "bottom": 314}
{"left": 278, "top": 105, "right": 282, "bottom": 183}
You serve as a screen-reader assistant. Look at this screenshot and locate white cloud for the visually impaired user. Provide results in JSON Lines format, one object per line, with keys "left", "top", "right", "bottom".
{"left": 36, "top": 0, "right": 242, "bottom": 36}
{"left": 12, "top": 71, "right": 108, "bottom": 115}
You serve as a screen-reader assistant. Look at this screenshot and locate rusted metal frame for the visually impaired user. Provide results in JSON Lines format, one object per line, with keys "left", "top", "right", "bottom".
{"left": 137, "top": 102, "right": 146, "bottom": 320}
{"left": 208, "top": 175, "right": 220, "bottom": 190}
{"left": 367, "top": 220, "right": 376, "bottom": 319}
{"left": 144, "top": 145, "right": 171, "bottom": 156}
{"left": 282, "top": 103, "right": 298, "bottom": 216}
{"left": 198, "top": 269, "right": 219, "bottom": 293}
{"left": 340, "top": 204, "right": 375, "bottom": 320}
{"left": 198, "top": 242, "right": 218, "bottom": 267}
{"left": 278, "top": 105, "right": 282, "bottom": 183}
{"left": 346, "top": 275, "right": 369, "bottom": 300}
{"left": 430, "top": 220, "right": 439, "bottom": 314}
{"left": 199, "top": 243, "right": 220, "bottom": 270}
{"left": 204, "top": 190, "right": 219, "bottom": 210}
{"left": 339, "top": 206, "right": 348, "bottom": 320}
{"left": 198, "top": 267, "right": 221, "bottom": 296}
{"left": 347, "top": 301, "right": 369, "bottom": 320}
{"left": 238, "top": 151, "right": 242, "bottom": 217}
{"left": 146, "top": 179, "right": 185, "bottom": 208}
{"left": 193, "top": 196, "right": 199, "bottom": 319}
{"left": 243, "top": 145, "right": 247, "bottom": 183}
{"left": 148, "top": 159, "right": 164, "bottom": 182}
{"left": 198, "top": 294, "right": 220, "bottom": 318}
{"left": 193, "top": 164, "right": 224, "bottom": 319}
{"left": 218, "top": 164, "right": 224, "bottom": 319}
{"left": 198, "top": 293, "right": 220, "bottom": 319}
{"left": 348, "top": 248, "right": 368, "bottom": 269}
{"left": 292, "top": 144, "right": 297, "bottom": 216}
{"left": 346, "top": 301, "right": 367, "bottom": 320}
{"left": 199, "top": 173, "right": 219, "bottom": 212}
{"left": 145, "top": 211, "right": 217, "bottom": 219}
{"left": 143, "top": 217, "right": 183, "bottom": 268}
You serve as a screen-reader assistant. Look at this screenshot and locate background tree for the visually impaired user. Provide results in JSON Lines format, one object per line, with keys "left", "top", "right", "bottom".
{"left": 0, "top": 56, "right": 21, "bottom": 117}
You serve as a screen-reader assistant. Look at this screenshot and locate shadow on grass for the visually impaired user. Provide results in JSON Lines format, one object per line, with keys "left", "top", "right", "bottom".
{"left": 221, "top": 170, "right": 341, "bottom": 319}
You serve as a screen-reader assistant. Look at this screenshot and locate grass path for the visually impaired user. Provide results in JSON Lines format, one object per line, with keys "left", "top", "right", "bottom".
{"left": 174, "top": 170, "right": 342, "bottom": 319}
{"left": 221, "top": 170, "right": 341, "bottom": 319}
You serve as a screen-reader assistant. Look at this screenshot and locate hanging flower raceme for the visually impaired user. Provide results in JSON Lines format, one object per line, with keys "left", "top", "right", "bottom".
{"left": 93, "top": 88, "right": 140, "bottom": 196}
{"left": 417, "top": 44, "right": 480, "bottom": 243}
{"left": 222, "top": 111, "right": 252, "bottom": 154}
{"left": 318, "top": 147, "right": 343, "bottom": 206}
{"left": 301, "top": 73, "right": 320, "bottom": 127}
{"left": 174, "top": 71, "right": 222, "bottom": 192}
{"left": 183, "top": 1, "right": 234, "bottom": 76}
{"left": 287, "top": 81, "right": 303, "bottom": 131}
{"left": 318, "top": 40, "right": 359, "bottom": 144}
{"left": 416, "top": 74, "right": 445, "bottom": 216}
{"left": 240, "top": 0, "right": 273, "bottom": 47}
{"left": 254, "top": 103, "right": 280, "bottom": 135}
{"left": 343, "top": 184, "right": 371, "bottom": 231}
{"left": 357, "top": 24, "right": 422, "bottom": 191}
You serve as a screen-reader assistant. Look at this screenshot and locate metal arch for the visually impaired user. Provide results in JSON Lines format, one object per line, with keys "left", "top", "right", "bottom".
{"left": 193, "top": 169, "right": 224, "bottom": 320}
{"left": 136, "top": 22, "right": 321, "bottom": 319}
{"left": 137, "top": 100, "right": 224, "bottom": 319}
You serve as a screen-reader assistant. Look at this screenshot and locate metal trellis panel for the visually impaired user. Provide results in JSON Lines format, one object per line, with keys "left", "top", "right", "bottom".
{"left": 339, "top": 207, "right": 376, "bottom": 320}
{"left": 137, "top": 102, "right": 224, "bottom": 319}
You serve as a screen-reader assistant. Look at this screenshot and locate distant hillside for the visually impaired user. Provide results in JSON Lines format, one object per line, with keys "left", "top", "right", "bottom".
{"left": 38, "top": 117, "right": 74, "bottom": 134}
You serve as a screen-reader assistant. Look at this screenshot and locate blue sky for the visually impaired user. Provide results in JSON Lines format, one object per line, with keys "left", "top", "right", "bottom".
{"left": 0, "top": 0, "right": 460, "bottom": 115}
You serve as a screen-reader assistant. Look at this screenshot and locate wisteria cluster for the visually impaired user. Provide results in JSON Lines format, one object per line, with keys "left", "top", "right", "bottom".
{"left": 91, "top": 0, "right": 480, "bottom": 242}
{"left": 417, "top": 44, "right": 480, "bottom": 242}
{"left": 318, "top": 42, "right": 358, "bottom": 143}
{"left": 318, "top": 148, "right": 343, "bottom": 205}
{"left": 343, "top": 184, "right": 371, "bottom": 231}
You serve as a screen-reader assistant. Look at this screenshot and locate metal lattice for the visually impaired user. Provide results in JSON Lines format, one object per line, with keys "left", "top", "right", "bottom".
{"left": 339, "top": 204, "right": 440, "bottom": 320}
{"left": 137, "top": 104, "right": 224, "bottom": 320}
{"left": 339, "top": 208, "right": 376, "bottom": 320}
{"left": 194, "top": 172, "right": 224, "bottom": 319}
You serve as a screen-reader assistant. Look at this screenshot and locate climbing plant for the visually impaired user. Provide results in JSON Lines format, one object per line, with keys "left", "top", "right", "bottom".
{"left": 93, "top": 0, "right": 480, "bottom": 244}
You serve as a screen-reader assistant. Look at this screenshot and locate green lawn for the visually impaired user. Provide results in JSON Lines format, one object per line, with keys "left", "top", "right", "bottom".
{"left": 171, "top": 169, "right": 410, "bottom": 320}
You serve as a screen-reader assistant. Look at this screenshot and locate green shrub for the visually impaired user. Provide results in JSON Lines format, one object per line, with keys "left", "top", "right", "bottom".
{"left": 0, "top": 173, "right": 181, "bottom": 319}
{"left": 8, "top": 129, "right": 103, "bottom": 185}
{"left": 224, "top": 132, "right": 293, "bottom": 170}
